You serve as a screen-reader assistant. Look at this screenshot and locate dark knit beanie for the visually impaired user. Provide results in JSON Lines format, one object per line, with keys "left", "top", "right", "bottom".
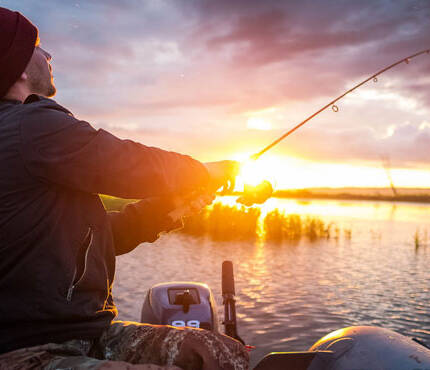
{"left": 0, "top": 7, "right": 38, "bottom": 98}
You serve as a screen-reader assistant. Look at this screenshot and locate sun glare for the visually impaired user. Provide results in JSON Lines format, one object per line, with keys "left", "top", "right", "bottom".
{"left": 239, "top": 160, "right": 270, "bottom": 186}
{"left": 235, "top": 154, "right": 284, "bottom": 189}
{"left": 232, "top": 152, "right": 430, "bottom": 190}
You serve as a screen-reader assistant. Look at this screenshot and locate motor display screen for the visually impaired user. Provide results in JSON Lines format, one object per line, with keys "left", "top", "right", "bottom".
{"left": 168, "top": 288, "right": 200, "bottom": 305}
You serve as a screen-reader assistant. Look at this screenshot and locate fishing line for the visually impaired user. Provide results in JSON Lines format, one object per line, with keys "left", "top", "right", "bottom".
{"left": 251, "top": 48, "right": 430, "bottom": 160}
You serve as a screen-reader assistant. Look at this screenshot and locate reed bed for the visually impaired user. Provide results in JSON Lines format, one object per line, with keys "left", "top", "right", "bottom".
{"left": 182, "top": 203, "right": 261, "bottom": 241}
{"left": 100, "top": 195, "right": 349, "bottom": 244}
{"left": 182, "top": 204, "right": 347, "bottom": 243}
{"left": 263, "top": 210, "right": 337, "bottom": 243}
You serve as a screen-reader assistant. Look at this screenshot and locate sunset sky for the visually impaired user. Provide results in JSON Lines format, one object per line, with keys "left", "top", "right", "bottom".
{"left": 4, "top": 0, "right": 430, "bottom": 189}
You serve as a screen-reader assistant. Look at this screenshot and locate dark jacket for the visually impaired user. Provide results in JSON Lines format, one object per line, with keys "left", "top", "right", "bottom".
{"left": 0, "top": 95, "right": 209, "bottom": 353}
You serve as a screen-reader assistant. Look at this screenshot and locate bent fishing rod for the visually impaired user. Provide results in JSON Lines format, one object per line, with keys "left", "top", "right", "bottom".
{"left": 251, "top": 48, "right": 430, "bottom": 161}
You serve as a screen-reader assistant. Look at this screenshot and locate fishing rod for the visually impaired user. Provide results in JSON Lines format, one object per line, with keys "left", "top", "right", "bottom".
{"left": 251, "top": 48, "right": 430, "bottom": 161}
{"left": 235, "top": 48, "right": 429, "bottom": 205}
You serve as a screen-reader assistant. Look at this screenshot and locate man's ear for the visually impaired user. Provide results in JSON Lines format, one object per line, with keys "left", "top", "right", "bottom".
{"left": 19, "top": 71, "right": 29, "bottom": 82}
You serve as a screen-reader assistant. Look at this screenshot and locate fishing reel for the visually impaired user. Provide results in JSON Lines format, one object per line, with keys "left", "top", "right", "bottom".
{"left": 236, "top": 180, "right": 273, "bottom": 206}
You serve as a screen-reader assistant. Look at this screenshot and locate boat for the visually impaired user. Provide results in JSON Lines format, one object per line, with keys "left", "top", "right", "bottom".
{"left": 140, "top": 261, "right": 430, "bottom": 369}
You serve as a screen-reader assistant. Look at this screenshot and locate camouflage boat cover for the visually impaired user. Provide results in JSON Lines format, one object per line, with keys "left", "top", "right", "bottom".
{"left": 0, "top": 321, "right": 249, "bottom": 370}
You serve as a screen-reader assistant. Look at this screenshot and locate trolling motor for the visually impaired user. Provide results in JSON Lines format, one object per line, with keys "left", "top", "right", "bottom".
{"left": 140, "top": 281, "right": 220, "bottom": 332}
{"left": 139, "top": 261, "right": 243, "bottom": 339}
{"left": 140, "top": 261, "right": 430, "bottom": 369}
{"left": 140, "top": 261, "right": 244, "bottom": 343}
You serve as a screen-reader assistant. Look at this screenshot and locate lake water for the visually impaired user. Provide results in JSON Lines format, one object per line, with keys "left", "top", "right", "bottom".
{"left": 113, "top": 197, "right": 430, "bottom": 366}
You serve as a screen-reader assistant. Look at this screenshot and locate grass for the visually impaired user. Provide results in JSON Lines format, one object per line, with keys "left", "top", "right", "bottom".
{"left": 414, "top": 229, "right": 428, "bottom": 250}
{"left": 263, "top": 210, "right": 339, "bottom": 243}
{"left": 264, "top": 210, "right": 301, "bottom": 242}
{"left": 100, "top": 195, "right": 134, "bottom": 210}
{"left": 182, "top": 204, "right": 350, "bottom": 244}
{"left": 182, "top": 203, "right": 261, "bottom": 241}
{"left": 102, "top": 195, "right": 425, "bottom": 250}
{"left": 101, "top": 195, "right": 262, "bottom": 241}
{"left": 100, "top": 195, "right": 350, "bottom": 244}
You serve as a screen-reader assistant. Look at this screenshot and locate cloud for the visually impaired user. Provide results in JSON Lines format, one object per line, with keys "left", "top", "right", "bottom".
{"left": 256, "top": 121, "right": 430, "bottom": 168}
{"left": 1, "top": 0, "right": 429, "bottom": 172}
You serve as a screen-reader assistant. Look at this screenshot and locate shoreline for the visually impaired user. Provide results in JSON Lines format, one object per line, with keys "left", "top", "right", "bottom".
{"left": 272, "top": 191, "right": 430, "bottom": 204}
{"left": 227, "top": 187, "right": 430, "bottom": 204}
{"left": 101, "top": 188, "right": 430, "bottom": 211}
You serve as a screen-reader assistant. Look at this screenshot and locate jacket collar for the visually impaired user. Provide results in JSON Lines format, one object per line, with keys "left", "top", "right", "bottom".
{"left": 0, "top": 98, "right": 21, "bottom": 105}
{"left": 0, "top": 94, "right": 42, "bottom": 105}
{"left": 24, "top": 94, "right": 43, "bottom": 104}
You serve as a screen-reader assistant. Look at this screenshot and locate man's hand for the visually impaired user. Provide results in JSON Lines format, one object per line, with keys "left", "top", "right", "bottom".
{"left": 236, "top": 180, "right": 273, "bottom": 206}
{"left": 204, "top": 160, "right": 240, "bottom": 192}
{"left": 168, "top": 193, "right": 215, "bottom": 223}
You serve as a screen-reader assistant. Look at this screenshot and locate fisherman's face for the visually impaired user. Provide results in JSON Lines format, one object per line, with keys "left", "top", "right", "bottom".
{"left": 24, "top": 43, "right": 56, "bottom": 98}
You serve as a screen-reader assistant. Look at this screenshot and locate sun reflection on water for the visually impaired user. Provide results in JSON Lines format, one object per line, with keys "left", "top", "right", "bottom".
{"left": 216, "top": 195, "right": 430, "bottom": 224}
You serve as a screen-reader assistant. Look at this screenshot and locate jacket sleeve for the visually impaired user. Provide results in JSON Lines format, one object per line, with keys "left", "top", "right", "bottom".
{"left": 19, "top": 99, "right": 209, "bottom": 198}
{"left": 108, "top": 197, "right": 183, "bottom": 256}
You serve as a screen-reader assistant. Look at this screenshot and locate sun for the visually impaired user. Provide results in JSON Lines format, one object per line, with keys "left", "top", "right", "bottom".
{"left": 232, "top": 153, "right": 320, "bottom": 190}
{"left": 233, "top": 154, "right": 283, "bottom": 190}
{"left": 238, "top": 160, "right": 269, "bottom": 186}
{"left": 231, "top": 151, "right": 430, "bottom": 190}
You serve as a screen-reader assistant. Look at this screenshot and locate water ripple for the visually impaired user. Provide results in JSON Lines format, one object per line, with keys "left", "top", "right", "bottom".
{"left": 113, "top": 200, "right": 430, "bottom": 366}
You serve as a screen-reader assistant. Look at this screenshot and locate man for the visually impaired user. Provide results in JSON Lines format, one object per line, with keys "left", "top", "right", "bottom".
{"left": 0, "top": 7, "right": 248, "bottom": 370}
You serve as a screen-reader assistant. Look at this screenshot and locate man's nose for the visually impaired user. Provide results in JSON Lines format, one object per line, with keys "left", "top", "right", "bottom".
{"left": 41, "top": 47, "right": 52, "bottom": 62}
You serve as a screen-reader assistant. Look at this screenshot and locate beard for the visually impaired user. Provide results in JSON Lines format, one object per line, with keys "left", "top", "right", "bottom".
{"left": 28, "top": 72, "right": 56, "bottom": 98}
{"left": 26, "top": 60, "right": 57, "bottom": 98}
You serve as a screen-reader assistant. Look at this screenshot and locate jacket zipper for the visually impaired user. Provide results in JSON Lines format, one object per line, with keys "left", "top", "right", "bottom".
{"left": 67, "top": 227, "right": 93, "bottom": 302}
